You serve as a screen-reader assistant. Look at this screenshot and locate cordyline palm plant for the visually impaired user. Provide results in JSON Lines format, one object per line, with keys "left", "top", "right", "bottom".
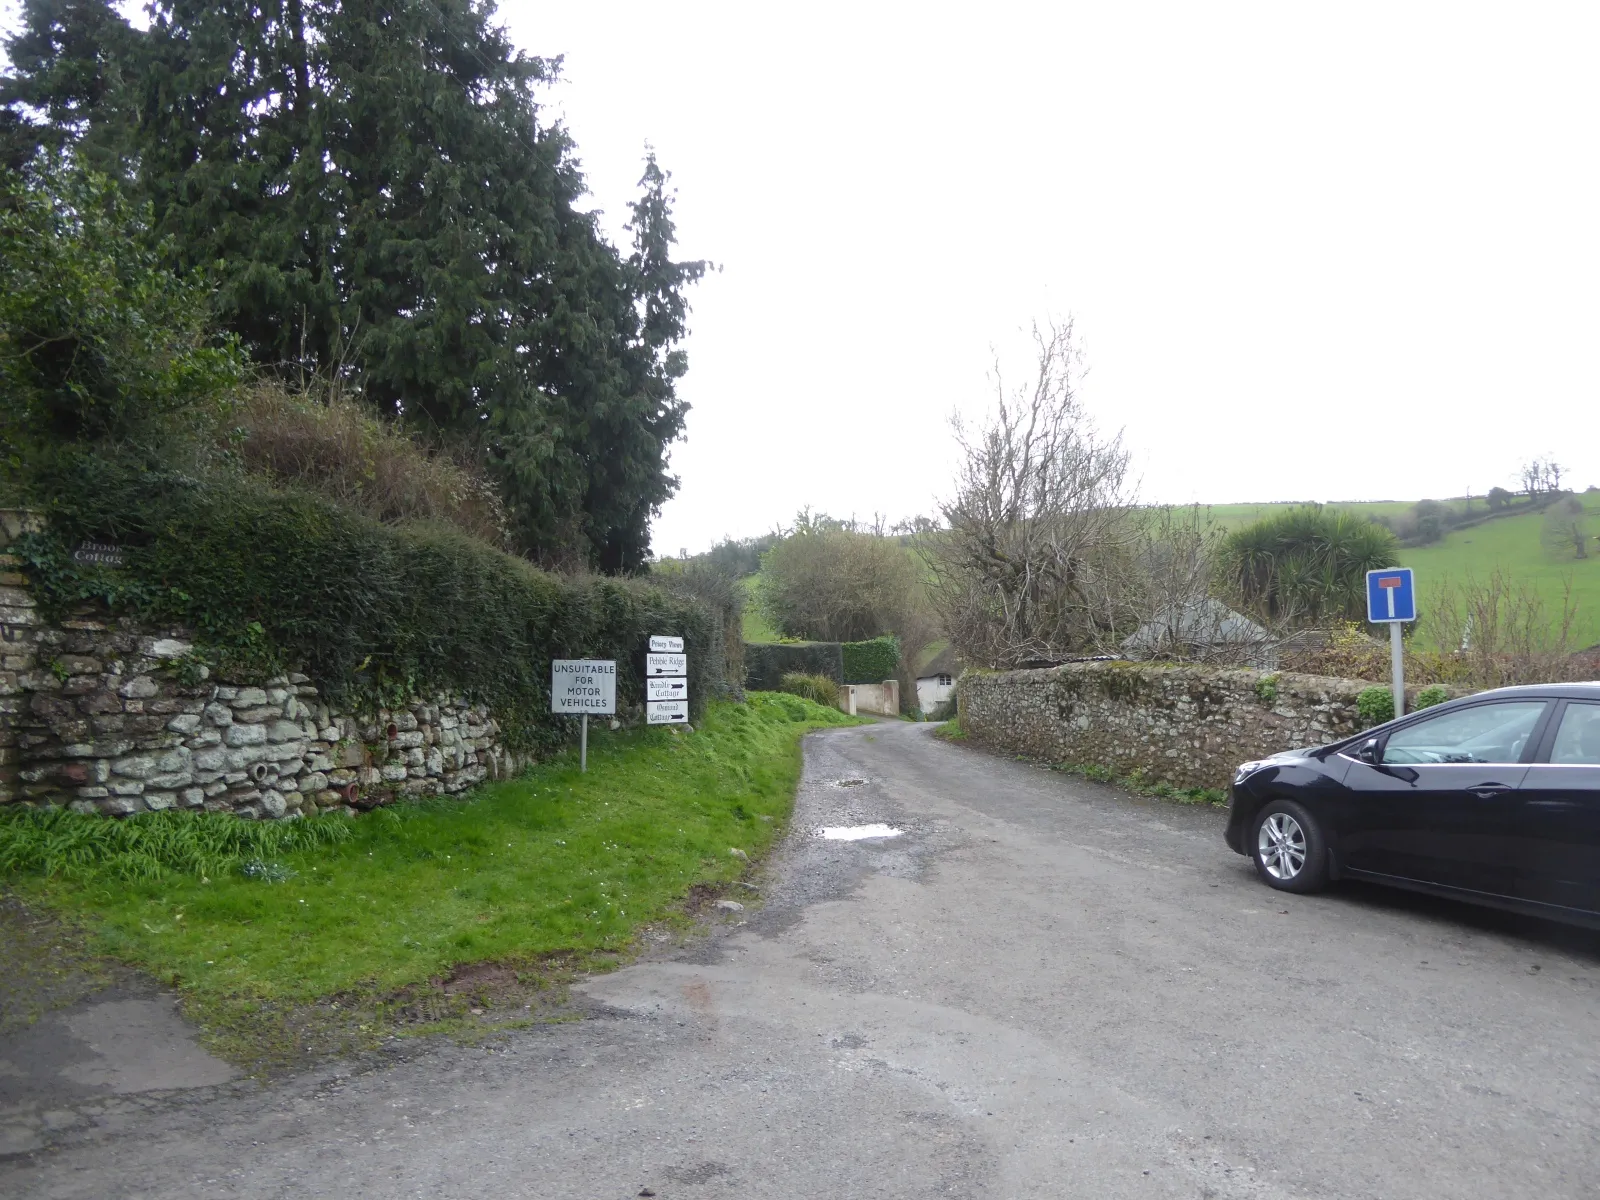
{"left": 1222, "top": 506, "right": 1400, "bottom": 625}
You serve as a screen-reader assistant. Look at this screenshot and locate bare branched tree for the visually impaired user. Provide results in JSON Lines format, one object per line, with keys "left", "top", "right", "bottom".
{"left": 1520, "top": 455, "right": 1566, "bottom": 505}
{"left": 927, "top": 319, "right": 1135, "bottom": 667}
{"left": 1540, "top": 495, "right": 1590, "bottom": 561}
{"left": 1421, "top": 569, "right": 1583, "bottom": 687}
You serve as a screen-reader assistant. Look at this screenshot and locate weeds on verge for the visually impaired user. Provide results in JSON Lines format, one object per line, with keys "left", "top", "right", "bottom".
{"left": 1048, "top": 762, "right": 1228, "bottom": 808}
{"left": 0, "top": 806, "right": 352, "bottom": 882}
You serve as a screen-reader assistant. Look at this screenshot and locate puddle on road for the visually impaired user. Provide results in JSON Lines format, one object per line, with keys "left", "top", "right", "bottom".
{"left": 816, "top": 824, "right": 904, "bottom": 841}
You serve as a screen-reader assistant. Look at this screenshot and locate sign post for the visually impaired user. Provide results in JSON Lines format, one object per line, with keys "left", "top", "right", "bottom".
{"left": 645, "top": 636, "right": 689, "bottom": 726}
{"left": 1365, "top": 568, "right": 1417, "bottom": 718}
{"left": 551, "top": 659, "right": 616, "bottom": 771}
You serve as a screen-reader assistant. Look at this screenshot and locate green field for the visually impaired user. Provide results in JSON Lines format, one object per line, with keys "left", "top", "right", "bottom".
{"left": 1199, "top": 495, "right": 1600, "bottom": 648}
{"left": 739, "top": 575, "right": 789, "bottom": 643}
{"left": 1400, "top": 495, "right": 1600, "bottom": 648}
{"left": 1200, "top": 498, "right": 1472, "bottom": 530}
{"left": 737, "top": 495, "right": 1600, "bottom": 651}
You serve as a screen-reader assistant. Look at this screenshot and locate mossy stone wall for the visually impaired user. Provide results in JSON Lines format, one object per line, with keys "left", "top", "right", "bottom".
{"left": 959, "top": 661, "right": 1394, "bottom": 791}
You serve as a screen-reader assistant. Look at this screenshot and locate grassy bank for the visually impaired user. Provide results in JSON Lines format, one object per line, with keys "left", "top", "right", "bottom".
{"left": 1, "top": 693, "right": 854, "bottom": 1069}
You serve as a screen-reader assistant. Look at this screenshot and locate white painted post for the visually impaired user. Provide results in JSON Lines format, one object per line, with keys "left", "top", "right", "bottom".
{"left": 1390, "top": 622, "right": 1405, "bottom": 718}
{"left": 580, "top": 713, "right": 588, "bottom": 773}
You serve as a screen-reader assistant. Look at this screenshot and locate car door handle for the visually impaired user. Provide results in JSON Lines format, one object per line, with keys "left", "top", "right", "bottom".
{"left": 1469, "top": 784, "right": 1513, "bottom": 799}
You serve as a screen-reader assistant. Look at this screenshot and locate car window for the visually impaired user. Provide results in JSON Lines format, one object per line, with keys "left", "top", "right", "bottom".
{"left": 1549, "top": 702, "right": 1600, "bottom": 765}
{"left": 1381, "top": 701, "right": 1547, "bottom": 765}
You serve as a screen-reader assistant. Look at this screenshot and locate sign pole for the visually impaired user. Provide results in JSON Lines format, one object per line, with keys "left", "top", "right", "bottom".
{"left": 1366, "top": 567, "right": 1416, "bottom": 722}
{"left": 1389, "top": 622, "right": 1405, "bottom": 718}
{"left": 580, "top": 713, "right": 588, "bottom": 773}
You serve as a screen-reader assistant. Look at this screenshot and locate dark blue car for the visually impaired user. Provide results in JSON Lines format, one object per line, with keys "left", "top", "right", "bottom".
{"left": 1224, "top": 683, "right": 1600, "bottom": 927}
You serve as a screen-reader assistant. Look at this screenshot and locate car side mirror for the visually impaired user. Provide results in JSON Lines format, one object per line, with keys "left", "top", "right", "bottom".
{"left": 1356, "top": 737, "right": 1381, "bottom": 765}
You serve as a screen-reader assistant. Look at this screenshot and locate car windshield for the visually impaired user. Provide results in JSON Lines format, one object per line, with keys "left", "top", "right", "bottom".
{"left": 1381, "top": 701, "right": 1546, "bottom": 765}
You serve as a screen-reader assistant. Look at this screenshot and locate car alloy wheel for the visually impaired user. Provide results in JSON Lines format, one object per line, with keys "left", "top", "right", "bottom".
{"left": 1257, "top": 811, "right": 1307, "bottom": 881}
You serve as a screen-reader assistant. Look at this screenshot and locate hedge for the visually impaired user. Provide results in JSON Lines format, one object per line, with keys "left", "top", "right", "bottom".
{"left": 842, "top": 636, "right": 900, "bottom": 684}
{"left": 744, "top": 641, "right": 843, "bottom": 692}
{"left": 12, "top": 468, "right": 722, "bottom": 754}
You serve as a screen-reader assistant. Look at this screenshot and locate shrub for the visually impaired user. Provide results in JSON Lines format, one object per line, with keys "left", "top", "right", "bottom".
{"left": 1413, "top": 685, "right": 1451, "bottom": 710}
{"left": 1281, "top": 621, "right": 1389, "bottom": 682}
{"left": 744, "top": 641, "right": 843, "bottom": 691}
{"left": 777, "top": 672, "right": 840, "bottom": 707}
{"left": 1418, "top": 568, "right": 1584, "bottom": 687}
{"left": 1254, "top": 673, "right": 1280, "bottom": 705}
{"left": 1223, "top": 507, "right": 1399, "bottom": 625}
{"left": 758, "top": 517, "right": 924, "bottom": 642}
{"left": 12, "top": 472, "right": 720, "bottom": 753}
{"left": 232, "top": 383, "right": 509, "bottom": 546}
{"left": 0, "top": 163, "right": 244, "bottom": 479}
{"left": 1357, "top": 685, "right": 1395, "bottom": 726}
{"left": 842, "top": 636, "right": 900, "bottom": 684}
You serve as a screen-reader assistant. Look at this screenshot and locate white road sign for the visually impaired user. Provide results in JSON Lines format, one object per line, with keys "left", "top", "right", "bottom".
{"left": 645, "top": 652, "right": 687, "bottom": 677}
{"left": 649, "top": 635, "right": 684, "bottom": 652}
{"left": 550, "top": 659, "right": 617, "bottom": 714}
{"left": 647, "top": 700, "right": 689, "bottom": 725}
{"left": 647, "top": 676, "right": 688, "bottom": 701}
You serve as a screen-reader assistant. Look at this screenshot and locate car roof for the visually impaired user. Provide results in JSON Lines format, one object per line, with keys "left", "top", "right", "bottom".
{"left": 1455, "top": 682, "right": 1600, "bottom": 701}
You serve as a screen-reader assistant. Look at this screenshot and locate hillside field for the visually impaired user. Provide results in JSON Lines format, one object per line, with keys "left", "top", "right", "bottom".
{"left": 740, "top": 575, "right": 787, "bottom": 643}
{"left": 735, "top": 495, "right": 1600, "bottom": 651}
{"left": 1201, "top": 495, "right": 1600, "bottom": 648}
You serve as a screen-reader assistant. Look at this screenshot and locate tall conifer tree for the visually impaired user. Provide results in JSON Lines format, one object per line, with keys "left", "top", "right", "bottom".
{"left": 1, "top": 0, "right": 705, "bottom": 571}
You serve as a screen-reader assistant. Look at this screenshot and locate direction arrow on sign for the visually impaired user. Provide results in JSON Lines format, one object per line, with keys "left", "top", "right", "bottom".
{"left": 645, "top": 652, "right": 687, "bottom": 676}
{"left": 646, "top": 700, "right": 689, "bottom": 725}
{"left": 647, "top": 676, "right": 688, "bottom": 701}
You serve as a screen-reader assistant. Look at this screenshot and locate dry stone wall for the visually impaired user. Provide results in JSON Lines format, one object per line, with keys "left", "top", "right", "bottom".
{"left": 958, "top": 661, "right": 1386, "bottom": 792}
{"left": 1, "top": 572, "right": 521, "bottom": 818}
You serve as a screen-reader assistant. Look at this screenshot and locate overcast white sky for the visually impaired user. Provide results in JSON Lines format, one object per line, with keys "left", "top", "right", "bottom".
{"left": 9, "top": 1, "right": 1596, "bottom": 555}
{"left": 502, "top": 1, "right": 1600, "bottom": 555}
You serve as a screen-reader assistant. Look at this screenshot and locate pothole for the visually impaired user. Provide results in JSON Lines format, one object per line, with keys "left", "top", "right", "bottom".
{"left": 833, "top": 778, "right": 866, "bottom": 788}
{"left": 816, "top": 824, "right": 903, "bottom": 841}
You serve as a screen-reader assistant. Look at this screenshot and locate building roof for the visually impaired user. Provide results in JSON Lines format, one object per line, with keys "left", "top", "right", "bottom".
{"left": 1121, "top": 598, "right": 1270, "bottom": 657}
{"left": 916, "top": 645, "right": 961, "bottom": 680}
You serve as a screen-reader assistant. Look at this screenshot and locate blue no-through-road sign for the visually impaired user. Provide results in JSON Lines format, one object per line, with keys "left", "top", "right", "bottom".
{"left": 1366, "top": 567, "right": 1417, "bottom": 623}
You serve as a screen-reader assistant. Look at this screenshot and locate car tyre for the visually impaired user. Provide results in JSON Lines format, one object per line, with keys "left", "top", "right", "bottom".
{"left": 1251, "top": 799, "right": 1329, "bottom": 893}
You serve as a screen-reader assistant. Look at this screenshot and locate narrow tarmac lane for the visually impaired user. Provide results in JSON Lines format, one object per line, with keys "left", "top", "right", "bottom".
{"left": 6, "top": 720, "right": 1600, "bottom": 1198}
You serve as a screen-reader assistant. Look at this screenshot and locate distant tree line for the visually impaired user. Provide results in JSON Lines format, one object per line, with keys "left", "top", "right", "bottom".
{"left": 0, "top": 0, "right": 706, "bottom": 572}
{"left": 1367, "top": 457, "right": 1577, "bottom": 548}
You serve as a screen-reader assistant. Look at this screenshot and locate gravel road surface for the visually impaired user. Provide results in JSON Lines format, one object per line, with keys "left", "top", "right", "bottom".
{"left": 5, "top": 719, "right": 1599, "bottom": 1198}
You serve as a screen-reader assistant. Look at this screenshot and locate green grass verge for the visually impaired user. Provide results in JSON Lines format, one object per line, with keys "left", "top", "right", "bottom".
{"left": 2, "top": 693, "right": 858, "bottom": 1070}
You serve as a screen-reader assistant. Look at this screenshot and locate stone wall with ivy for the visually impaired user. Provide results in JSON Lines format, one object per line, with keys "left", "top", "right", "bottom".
{"left": 0, "top": 502, "right": 727, "bottom": 818}
{"left": 0, "top": 596, "right": 523, "bottom": 817}
{"left": 958, "top": 661, "right": 1396, "bottom": 792}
